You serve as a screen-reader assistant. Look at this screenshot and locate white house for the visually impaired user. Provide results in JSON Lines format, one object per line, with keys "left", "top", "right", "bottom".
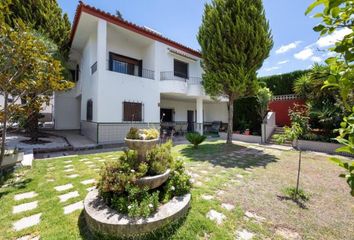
{"left": 54, "top": 2, "right": 228, "bottom": 144}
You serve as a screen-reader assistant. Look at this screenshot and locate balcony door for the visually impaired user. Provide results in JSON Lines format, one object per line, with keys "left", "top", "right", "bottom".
{"left": 187, "top": 110, "right": 194, "bottom": 132}
{"left": 109, "top": 52, "right": 142, "bottom": 77}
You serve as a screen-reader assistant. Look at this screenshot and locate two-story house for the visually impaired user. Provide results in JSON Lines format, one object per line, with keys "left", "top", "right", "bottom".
{"left": 54, "top": 2, "right": 228, "bottom": 144}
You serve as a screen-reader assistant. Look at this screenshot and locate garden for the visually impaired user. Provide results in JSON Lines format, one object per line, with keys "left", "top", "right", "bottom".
{"left": 0, "top": 137, "right": 353, "bottom": 239}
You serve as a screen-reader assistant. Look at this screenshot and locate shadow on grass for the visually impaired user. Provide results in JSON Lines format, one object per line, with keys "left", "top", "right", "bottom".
{"left": 276, "top": 195, "right": 308, "bottom": 209}
{"left": 180, "top": 142, "right": 279, "bottom": 169}
{"left": 0, "top": 168, "right": 33, "bottom": 199}
{"left": 78, "top": 210, "right": 188, "bottom": 240}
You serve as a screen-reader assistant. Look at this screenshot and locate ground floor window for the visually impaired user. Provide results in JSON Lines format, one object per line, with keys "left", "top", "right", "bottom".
{"left": 87, "top": 99, "right": 93, "bottom": 121}
{"left": 123, "top": 101, "right": 142, "bottom": 121}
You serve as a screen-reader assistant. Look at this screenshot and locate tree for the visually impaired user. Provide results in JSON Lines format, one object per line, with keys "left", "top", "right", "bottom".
{"left": 2, "top": 0, "right": 72, "bottom": 141}
{"left": 197, "top": 0, "right": 273, "bottom": 143}
{"left": 306, "top": 0, "right": 354, "bottom": 196}
{"left": 256, "top": 87, "right": 272, "bottom": 121}
{"left": 0, "top": 22, "right": 74, "bottom": 165}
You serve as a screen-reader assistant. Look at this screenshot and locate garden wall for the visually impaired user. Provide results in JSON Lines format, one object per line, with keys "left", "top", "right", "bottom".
{"left": 268, "top": 95, "right": 305, "bottom": 126}
{"left": 219, "top": 132, "right": 262, "bottom": 144}
{"left": 297, "top": 140, "right": 353, "bottom": 156}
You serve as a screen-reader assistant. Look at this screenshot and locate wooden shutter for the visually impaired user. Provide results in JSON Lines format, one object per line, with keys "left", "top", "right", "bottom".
{"left": 123, "top": 102, "right": 142, "bottom": 121}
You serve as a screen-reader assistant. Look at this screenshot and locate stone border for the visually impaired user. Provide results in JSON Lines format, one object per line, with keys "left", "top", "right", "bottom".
{"left": 135, "top": 169, "right": 171, "bottom": 189}
{"left": 297, "top": 140, "right": 353, "bottom": 157}
{"left": 84, "top": 189, "right": 191, "bottom": 237}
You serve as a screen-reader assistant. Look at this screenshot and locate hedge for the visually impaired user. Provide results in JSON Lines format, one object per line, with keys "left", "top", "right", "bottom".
{"left": 233, "top": 97, "right": 262, "bottom": 134}
{"left": 260, "top": 69, "right": 310, "bottom": 95}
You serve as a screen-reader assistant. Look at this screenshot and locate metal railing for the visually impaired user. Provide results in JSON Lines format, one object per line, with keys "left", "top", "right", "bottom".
{"left": 160, "top": 71, "right": 202, "bottom": 85}
{"left": 106, "top": 60, "right": 155, "bottom": 80}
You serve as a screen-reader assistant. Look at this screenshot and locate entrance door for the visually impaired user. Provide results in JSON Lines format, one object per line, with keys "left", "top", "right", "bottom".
{"left": 187, "top": 110, "right": 194, "bottom": 132}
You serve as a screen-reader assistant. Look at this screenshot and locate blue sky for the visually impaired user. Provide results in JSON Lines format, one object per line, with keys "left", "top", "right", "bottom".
{"left": 57, "top": 0, "right": 344, "bottom": 77}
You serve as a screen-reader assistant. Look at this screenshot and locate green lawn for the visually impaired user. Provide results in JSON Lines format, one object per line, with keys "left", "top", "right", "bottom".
{"left": 0, "top": 141, "right": 353, "bottom": 240}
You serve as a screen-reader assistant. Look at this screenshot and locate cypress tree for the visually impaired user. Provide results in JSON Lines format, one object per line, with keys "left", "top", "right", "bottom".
{"left": 198, "top": 0, "right": 273, "bottom": 144}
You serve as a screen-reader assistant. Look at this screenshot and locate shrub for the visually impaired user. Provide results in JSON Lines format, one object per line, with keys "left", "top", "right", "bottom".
{"left": 126, "top": 127, "right": 140, "bottom": 139}
{"left": 185, "top": 132, "right": 206, "bottom": 148}
{"left": 288, "top": 104, "right": 310, "bottom": 136}
{"left": 146, "top": 140, "right": 173, "bottom": 175}
{"left": 142, "top": 128, "right": 159, "bottom": 140}
{"left": 162, "top": 158, "right": 191, "bottom": 202}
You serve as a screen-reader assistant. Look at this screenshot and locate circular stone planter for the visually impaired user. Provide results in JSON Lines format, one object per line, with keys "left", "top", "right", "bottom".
{"left": 84, "top": 189, "right": 191, "bottom": 237}
{"left": 135, "top": 169, "right": 171, "bottom": 190}
{"left": 124, "top": 138, "right": 159, "bottom": 162}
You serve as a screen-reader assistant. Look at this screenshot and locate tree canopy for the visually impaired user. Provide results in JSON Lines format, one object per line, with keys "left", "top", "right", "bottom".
{"left": 198, "top": 0, "right": 273, "bottom": 143}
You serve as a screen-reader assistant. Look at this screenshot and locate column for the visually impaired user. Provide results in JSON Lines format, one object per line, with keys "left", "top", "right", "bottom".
{"left": 97, "top": 19, "right": 107, "bottom": 73}
{"left": 196, "top": 97, "right": 203, "bottom": 134}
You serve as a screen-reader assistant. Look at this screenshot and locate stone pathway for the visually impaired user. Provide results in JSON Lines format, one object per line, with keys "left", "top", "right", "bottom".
{"left": 244, "top": 211, "right": 266, "bottom": 222}
{"left": 206, "top": 210, "right": 226, "bottom": 225}
{"left": 81, "top": 179, "right": 96, "bottom": 185}
{"left": 13, "top": 201, "right": 38, "bottom": 214}
{"left": 13, "top": 213, "right": 42, "bottom": 231}
{"left": 54, "top": 184, "right": 73, "bottom": 192}
{"left": 63, "top": 201, "right": 83, "bottom": 214}
{"left": 235, "top": 229, "right": 255, "bottom": 240}
{"left": 14, "top": 192, "right": 38, "bottom": 201}
{"left": 201, "top": 195, "right": 214, "bottom": 201}
{"left": 67, "top": 174, "right": 79, "bottom": 179}
{"left": 221, "top": 203, "right": 235, "bottom": 211}
{"left": 64, "top": 164, "right": 73, "bottom": 169}
{"left": 58, "top": 191, "right": 80, "bottom": 203}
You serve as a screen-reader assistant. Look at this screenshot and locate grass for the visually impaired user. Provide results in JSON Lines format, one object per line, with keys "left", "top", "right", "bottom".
{"left": 0, "top": 140, "right": 353, "bottom": 239}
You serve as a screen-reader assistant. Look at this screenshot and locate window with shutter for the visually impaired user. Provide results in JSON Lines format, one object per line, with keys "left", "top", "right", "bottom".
{"left": 123, "top": 102, "right": 142, "bottom": 121}
{"left": 174, "top": 59, "right": 188, "bottom": 79}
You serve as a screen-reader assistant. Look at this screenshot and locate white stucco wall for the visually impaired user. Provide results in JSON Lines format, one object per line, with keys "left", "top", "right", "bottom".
{"left": 54, "top": 89, "right": 80, "bottom": 129}
{"left": 160, "top": 99, "right": 196, "bottom": 122}
{"left": 204, "top": 102, "right": 228, "bottom": 123}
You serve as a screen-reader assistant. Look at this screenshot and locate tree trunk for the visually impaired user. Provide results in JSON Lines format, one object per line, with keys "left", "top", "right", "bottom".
{"left": 227, "top": 95, "right": 235, "bottom": 144}
{"left": 0, "top": 92, "right": 9, "bottom": 167}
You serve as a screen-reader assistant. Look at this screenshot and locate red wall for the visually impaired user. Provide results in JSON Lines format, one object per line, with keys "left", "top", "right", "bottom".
{"left": 269, "top": 99, "right": 305, "bottom": 126}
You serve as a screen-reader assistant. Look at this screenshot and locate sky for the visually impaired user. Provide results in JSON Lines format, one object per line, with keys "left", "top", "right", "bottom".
{"left": 57, "top": 0, "right": 345, "bottom": 77}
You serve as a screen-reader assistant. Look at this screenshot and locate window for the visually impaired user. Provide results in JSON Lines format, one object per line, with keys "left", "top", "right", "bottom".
{"left": 123, "top": 102, "right": 142, "bottom": 121}
{"left": 174, "top": 59, "right": 188, "bottom": 79}
{"left": 86, "top": 100, "right": 93, "bottom": 121}
{"left": 109, "top": 52, "right": 142, "bottom": 77}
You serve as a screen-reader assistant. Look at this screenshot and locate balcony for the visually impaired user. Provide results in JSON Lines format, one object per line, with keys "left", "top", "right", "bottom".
{"left": 159, "top": 71, "right": 203, "bottom": 96}
{"left": 106, "top": 60, "right": 155, "bottom": 80}
{"left": 160, "top": 71, "right": 202, "bottom": 85}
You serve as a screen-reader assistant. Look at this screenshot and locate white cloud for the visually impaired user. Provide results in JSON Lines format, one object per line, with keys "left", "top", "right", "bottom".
{"left": 277, "top": 60, "right": 289, "bottom": 65}
{"left": 294, "top": 48, "right": 314, "bottom": 60}
{"left": 311, "top": 56, "right": 322, "bottom": 62}
{"left": 316, "top": 28, "right": 352, "bottom": 48}
{"left": 275, "top": 41, "right": 302, "bottom": 54}
{"left": 264, "top": 66, "right": 280, "bottom": 72}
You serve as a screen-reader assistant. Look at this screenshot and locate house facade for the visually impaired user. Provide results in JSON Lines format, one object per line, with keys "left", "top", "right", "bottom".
{"left": 54, "top": 2, "right": 228, "bottom": 144}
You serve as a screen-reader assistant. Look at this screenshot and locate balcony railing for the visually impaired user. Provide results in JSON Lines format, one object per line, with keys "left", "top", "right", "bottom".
{"left": 160, "top": 71, "right": 202, "bottom": 85}
{"left": 106, "top": 60, "right": 154, "bottom": 80}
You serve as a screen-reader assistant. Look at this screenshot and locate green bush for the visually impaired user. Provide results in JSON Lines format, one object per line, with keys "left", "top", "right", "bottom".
{"left": 142, "top": 128, "right": 159, "bottom": 140}
{"left": 126, "top": 127, "right": 140, "bottom": 139}
{"left": 185, "top": 132, "right": 206, "bottom": 148}
{"left": 260, "top": 69, "right": 310, "bottom": 95}
{"left": 233, "top": 97, "right": 262, "bottom": 133}
{"left": 126, "top": 127, "right": 160, "bottom": 140}
{"left": 146, "top": 140, "right": 173, "bottom": 175}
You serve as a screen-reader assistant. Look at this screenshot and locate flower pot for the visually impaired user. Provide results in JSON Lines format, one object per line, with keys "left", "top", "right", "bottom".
{"left": 124, "top": 138, "right": 159, "bottom": 162}
{"left": 135, "top": 169, "right": 171, "bottom": 190}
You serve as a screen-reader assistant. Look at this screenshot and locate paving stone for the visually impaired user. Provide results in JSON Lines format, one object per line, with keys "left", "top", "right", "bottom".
{"left": 98, "top": 159, "right": 105, "bottom": 162}
{"left": 64, "top": 168, "right": 74, "bottom": 173}
{"left": 87, "top": 186, "right": 96, "bottom": 192}
{"left": 236, "top": 174, "right": 244, "bottom": 179}
{"left": 195, "top": 181, "right": 203, "bottom": 187}
{"left": 14, "top": 192, "right": 38, "bottom": 201}
{"left": 13, "top": 201, "right": 38, "bottom": 214}
{"left": 81, "top": 179, "right": 96, "bottom": 185}
{"left": 79, "top": 158, "right": 89, "bottom": 162}
{"left": 54, "top": 183, "right": 73, "bottom": 192}
{"left": 94, "top": 168, "right": 100, "bottom": 172}
{"left": 47, "top": 167, "right": 55, "bottom": 171}
{"left": 200, "top": 170, "right": 209, "bottom": 174}
{"left": 16, "top": 235, "right": 40, "bottom": 240}
{"left": 235, "top": 229, "right": 255, "bottom": 240}
{"left": 64, "top": 201, "right": 83, "bottom": 214}
{"left": 206, "top": 210, "right": 225, "bottom": 225}
{"left": 221, "top": 203, "right": 235, "bottom": 211}
{"left": 67, "top": 174, "right": 79, "bottom": 178}
{"left": 64, "top": 164, "right": 73, "bottom": 169}
{"left": 84, "top": 161, "right": 93, "bottom": 165}
{"left": 87, "top": 164, "right": 96, "bottom": 168}
{"left": 244, "top": 211, "right": 266, "bottom": 222}
{"left": 64, "top": 160, "right": 72, "bottom": 163}
{"left": 201, "top": 195, "right": 214, "bottom": 201}
{"left": 46, "top": 179, "right": 55, "bottom": 182}
{"left": 13, "top": 213, "right": 41, "bottom": 231}
{"left": 59, "top": 191, "right": 80, "bottom": 202}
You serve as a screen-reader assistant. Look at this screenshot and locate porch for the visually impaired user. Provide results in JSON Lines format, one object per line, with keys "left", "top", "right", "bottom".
{"left": 160, "top": 94, "right": 228, "bottom": 135}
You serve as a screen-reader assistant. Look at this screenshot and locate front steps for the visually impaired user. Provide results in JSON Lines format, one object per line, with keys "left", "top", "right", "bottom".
{"left": 267, "top": 127, "right": 292, "bottom": 146}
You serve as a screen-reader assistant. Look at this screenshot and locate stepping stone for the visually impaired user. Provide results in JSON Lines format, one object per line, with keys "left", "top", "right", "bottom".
{"left": 64, "top": 160, "right": 72, "bottom": 163}
{"left": 236, "top": 174, "right": 244, "bottom": 179}
{"left": 84, "top": 161, "right": 93, "bottom": 165}
{"left": 93, "top": 157, "right": 101, "bottom": 160}
{"left": 94, "top": 168, "right": 100, "bottom": 172}
{"left": 54, "top": 183, "right": 73, "bottom": 192}
{"left": 79, "top": 158, "right": 89, "bottom": 162}
{"left": 200, "top": 170, "right": 209, "bottom": 174}
{"left": 64, "top": 168, "right": 74, "bottom": 173}
{"left": 14, "top": 192, "right": 38, "bottom": 201}
{"left": 64, "top": 201, "right": 83, "bottom": 214}
{"left": 13, "top": 201, "right": 38, "bottom": 214}
{"left": 64, "top": 165, "right": 73, "bottom": 169}
{"left": 48, "top": 167, "right": 55, "bottom": 171}
{"left": 98, "top": 159, "right": 105, "bottom": 162}
{"left": 206, "top": 210, "right": 225, "bottom": 225}
{"left": 13, "top": 213, "right": 41, "bottom": 231}
{"left": 216, "top": 190, "right": 225, "bottom": 196}
{"left": 86, "top": 186, "right": 96, "bottom": 192}
{"left": 235, "top": 229, "right": 255, "bottom": 240}
{"left": 81, "top": 179, "right": 96, "bottom": 185}
{"left": 195, "top": 181, "right": 203, "bottom": 187}
{"left": 244, "top": 211, "right": 266, "bottom": 222}
{"left": 46, "top": 179, "right": 55, "bottom": 182}
{"left": 67, "top": 174, "right": 79, "bottom": 179}
{"left": 17, "top": 235, "right": 40, "bottom": 240}
{"left": 58, "top": 191, "right": 79, "bottom": 203}
{"left": 201, "top": 195, "right": 214, "bottom": 201}
{"left": 221, "top": 203, "right": 235, "bottom": 211}
{"left": 87, "top": 164, "right": 96, "bottom": 168}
